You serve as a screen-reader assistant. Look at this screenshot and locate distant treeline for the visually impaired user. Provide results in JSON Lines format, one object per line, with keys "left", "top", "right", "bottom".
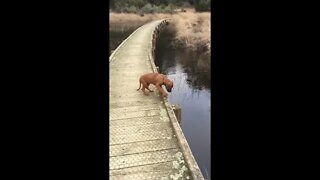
{"left": 109, "top": 0, "right": 211, "bottom": 13}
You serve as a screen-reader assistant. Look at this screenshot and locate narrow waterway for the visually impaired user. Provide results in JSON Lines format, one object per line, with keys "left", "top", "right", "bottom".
{"left": 154, "top": 27, "right": 211, "bottom": 179}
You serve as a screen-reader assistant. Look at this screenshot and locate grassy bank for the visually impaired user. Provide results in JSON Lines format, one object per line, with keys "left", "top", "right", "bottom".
{"left": 109, "top": 9, "right": 210, "bottom": 54}
{"left": 109, "top": 12, "right": 170, "bottom": 31}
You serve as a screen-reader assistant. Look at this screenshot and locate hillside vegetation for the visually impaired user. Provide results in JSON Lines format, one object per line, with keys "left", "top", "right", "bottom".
{"left": 109, "top": 0, "right": 210, "bottom": 14}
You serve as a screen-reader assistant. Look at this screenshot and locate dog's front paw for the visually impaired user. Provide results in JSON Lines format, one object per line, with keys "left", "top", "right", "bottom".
{"left": 163, "top": 93, "right": 168, "bottom": 98}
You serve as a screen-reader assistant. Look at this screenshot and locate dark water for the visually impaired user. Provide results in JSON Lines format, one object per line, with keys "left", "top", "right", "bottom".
{"left": 109, "top": 27, "right": 138, "bottom": 55}
{"left": 155, "top": 28, "right": 211, "bottom": 179}
{"left": 109, "top": 27, "right": 211, "bottom": 179}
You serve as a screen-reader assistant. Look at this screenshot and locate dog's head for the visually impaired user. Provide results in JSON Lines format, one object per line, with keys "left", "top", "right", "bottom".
{"left": 165, "top": 80, "right": 174, "bottom": 92}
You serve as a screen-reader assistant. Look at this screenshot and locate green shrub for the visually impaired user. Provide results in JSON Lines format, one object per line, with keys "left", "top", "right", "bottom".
{"left": 153, "top": 5, "right": 162, "bottom": 13}
{"left": 195, "top": 0, "right": 211, "bottom": 12}
{"left": 133, "top": 0, "right": 147, "bottom": 9}
{"left": 141, "top": 3, "right": 154, "bottom": 13}
{"left": 160, "top": 4, "right": 166, "bottom": 10}
{"left": 125, "top": 6, "right": 138, "bottom": 13}
{"left": 114, "top": 6, "right": 123, "bottom": 13}
{"left": 163, "top": 6, "right": 173, "bottom": 13}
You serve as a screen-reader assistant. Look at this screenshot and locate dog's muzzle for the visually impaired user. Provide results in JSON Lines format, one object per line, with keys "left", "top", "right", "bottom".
{"left": 165, "top": 85, "right": 172, "bottom": 92}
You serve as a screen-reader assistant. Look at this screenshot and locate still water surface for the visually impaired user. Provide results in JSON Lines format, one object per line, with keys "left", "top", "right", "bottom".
{"left": 155, "top": 28, "right": 211, "bottom": 179}
{"left": 110, "top": 26, "right": 211, "bottom": 179}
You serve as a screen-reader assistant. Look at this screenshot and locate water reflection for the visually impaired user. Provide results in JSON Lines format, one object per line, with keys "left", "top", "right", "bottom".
{"left": 154, "top": 28, "right": 177, "bottom": 71}
{"left": 109, "top": 28, "right": 137, "bottom": 56}
{"left": 167, "top": 71, "right": 211, "bottom": 180}
{"left": 173, "top": 50, "right": 210, "bottom": 91}
{"left": 155, "top": 28, "right": 211, "bottom": 91}
{"left": 155, "top": 27, "right": 211, "bottom": 179}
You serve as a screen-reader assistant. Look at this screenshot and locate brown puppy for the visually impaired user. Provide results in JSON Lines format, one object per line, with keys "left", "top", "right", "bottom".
{"left": 137, "top": 72, "right": 174, "bottom": 97}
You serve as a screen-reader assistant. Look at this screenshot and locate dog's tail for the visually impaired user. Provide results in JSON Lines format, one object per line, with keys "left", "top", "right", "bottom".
{"left": 136, "top": 80, "right": 141, "bottom": 91}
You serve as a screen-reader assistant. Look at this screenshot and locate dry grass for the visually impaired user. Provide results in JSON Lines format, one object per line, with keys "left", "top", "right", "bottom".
{"left": 109, "top": 9, "right": 211, "bottom": 54}
{"left": 170, "top": 10, "right": 210, "bottom": 54}
{"left": 109, "top": 11, "right": 171, "bottom": 31}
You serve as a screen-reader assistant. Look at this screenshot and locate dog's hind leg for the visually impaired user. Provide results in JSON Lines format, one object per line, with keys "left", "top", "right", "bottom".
{"left": 142, "top": 87, "right": 149, "bottom": 96}
{"left": 146, "top": 84, "right": 154, "bottom": 92}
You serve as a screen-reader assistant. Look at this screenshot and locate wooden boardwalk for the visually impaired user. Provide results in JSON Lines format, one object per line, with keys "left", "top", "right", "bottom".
{"left": 109, "top": 19, "right": 204, "bottom": 180}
